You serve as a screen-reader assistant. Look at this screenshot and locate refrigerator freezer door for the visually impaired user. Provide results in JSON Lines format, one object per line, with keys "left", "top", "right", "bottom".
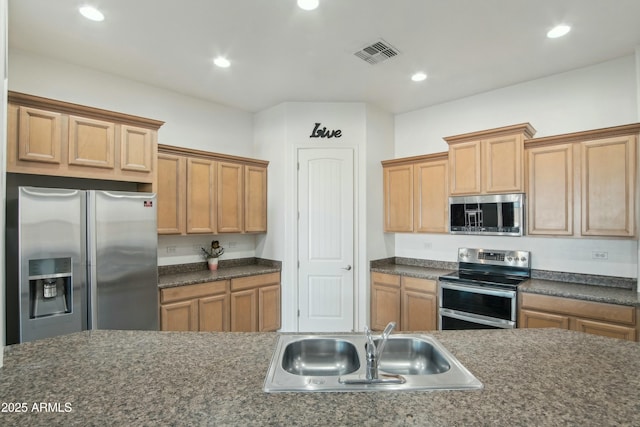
{"left": 89, "top": 191, "right": 158, "bottom": 330}
{"left": 17, "top": 187, "right": 87, "bottom": 342}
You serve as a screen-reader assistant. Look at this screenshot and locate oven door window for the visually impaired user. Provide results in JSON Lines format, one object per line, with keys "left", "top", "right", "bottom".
{"left": 441, "top": 286, "right": 514, "bottom": 321}
{"left": 441, "top": 315, "right": 502, "bottom": 330}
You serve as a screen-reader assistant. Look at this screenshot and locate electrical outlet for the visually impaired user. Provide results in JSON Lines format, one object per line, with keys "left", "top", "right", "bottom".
{"left": 228, "top": 241, "right": 237, "bottom": 249}
{"left": 592, "top": 251, "right": 608, "bottom": 260}
{"left": 423, "top": 242, "right": 432, "bottom": 249}
{"left": 166, "top": 246, "right": 176, "bottom": 254}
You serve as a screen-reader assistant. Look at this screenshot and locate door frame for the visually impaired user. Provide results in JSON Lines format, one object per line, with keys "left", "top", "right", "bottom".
{"left": 290, "top": 145, "right": 361, "bottom": 332}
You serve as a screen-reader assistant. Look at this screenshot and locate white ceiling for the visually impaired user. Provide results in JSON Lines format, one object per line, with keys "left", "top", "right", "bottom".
{"left": 8, "top": 0, "right": 640, "bottom": 114}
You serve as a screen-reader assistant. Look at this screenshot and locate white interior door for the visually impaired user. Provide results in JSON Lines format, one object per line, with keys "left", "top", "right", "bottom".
{"left": 298, "top": 148, "right": 354, "bottom": 332}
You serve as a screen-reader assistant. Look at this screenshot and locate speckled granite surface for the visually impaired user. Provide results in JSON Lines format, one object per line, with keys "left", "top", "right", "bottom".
{"left": 1, "top": 329, "right": 638, "bottom": 425}
{"left": 370, "top": 258, "right": 455, "bottom": 281}
{"left": 521, "top": 279, "right": 640, "bottom": 307}
{"left": 158, "top": 258, "right": 281, "bottom": 289}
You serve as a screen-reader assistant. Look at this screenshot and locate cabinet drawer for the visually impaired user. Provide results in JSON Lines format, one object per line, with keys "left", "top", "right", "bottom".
{"left": 160, "top": 280, "right": 229, "bottom": 304}
{"left": 231, "top": 272, "right": 280, "bottom": 291}
{"left": 521, "top": 293, "right": 635, "bottom": 325}
{"left": 371, "top": 272, "right": 401, "bottom": 288}
{"left": 402, "top": 276, "right": 436, "bottom": 294}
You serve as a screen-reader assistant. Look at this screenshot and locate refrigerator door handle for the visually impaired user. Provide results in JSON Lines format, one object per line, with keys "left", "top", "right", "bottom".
{"left": 86, "top": 191, "right": 98, "bottom": 330}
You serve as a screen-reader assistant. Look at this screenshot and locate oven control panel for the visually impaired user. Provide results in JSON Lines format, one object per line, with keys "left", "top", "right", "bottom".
{"left": 458, "top": 248, "right": 530, "bottom": 268}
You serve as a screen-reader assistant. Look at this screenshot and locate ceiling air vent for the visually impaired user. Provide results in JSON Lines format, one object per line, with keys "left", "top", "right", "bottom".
{"left": 353, "top": 39, "right": 400, "bottom": 65}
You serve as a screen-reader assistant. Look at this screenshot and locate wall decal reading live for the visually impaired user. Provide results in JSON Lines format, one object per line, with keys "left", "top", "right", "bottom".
{"left": 309, "top": 122, "right": 342, "bottom": 139}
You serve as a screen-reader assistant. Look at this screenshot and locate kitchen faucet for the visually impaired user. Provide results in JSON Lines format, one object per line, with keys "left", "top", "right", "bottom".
{"left": 364, "top": 321, "right": 396, "bottom": 380}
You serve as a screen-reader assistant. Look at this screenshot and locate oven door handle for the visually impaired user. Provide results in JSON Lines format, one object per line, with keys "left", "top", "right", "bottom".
{"left": 440, "top": 308, "right": 516, "bottom": 329}
{"left": 439, "top": 281, "right": 516, "bottom": 298}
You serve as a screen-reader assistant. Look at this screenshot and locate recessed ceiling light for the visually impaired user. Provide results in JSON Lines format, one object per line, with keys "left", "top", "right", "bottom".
{"left": 411, "top": 72, "right": 427, "bottom": 82}
{"left": 547, "top": 24, "right": 571, "bottom": 39}
{"left": 297, "top": 0, "right": 319, "bottom": 11}
{"left": 213, "top": 57, "right": 231, "bottom": 68}
{"left": 79, "top": 5, "right": 104, "bottom": 22}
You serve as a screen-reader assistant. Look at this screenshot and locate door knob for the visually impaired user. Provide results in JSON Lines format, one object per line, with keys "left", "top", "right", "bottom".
{"left": 342, "top": 265, "right": 352, "bottom": 271}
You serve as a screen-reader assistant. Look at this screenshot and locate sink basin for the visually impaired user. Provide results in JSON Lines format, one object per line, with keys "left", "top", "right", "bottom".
{"left": 264, "top": 334, "right": 483, "bottom": 393}
{"left": 374, "top": 338, "right": 451, "bottom": 375}
{"left": 281, "top": 338, "right": 360, "bottom": 376}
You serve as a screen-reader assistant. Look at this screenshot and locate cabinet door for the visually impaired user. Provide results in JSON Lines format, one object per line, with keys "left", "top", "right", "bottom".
{"left": 449, "top": 141, "right": 481, "bottom": 195}
{"left": 483, "top": 134, "right": 524, "bottom": 193}
{"left": 157, "top": 153, "right": 186, "bottom": 234}
{"left": 581, "top": 136, "right": 636, "bottom": 237}
{"left": 17, "top": 106, "right": 62, "bottom": 165}
{"left": 218, "top": 162, "right": 244, "bottom": 233}
{"left": 519, "top": 309, "right": 570, "bottom": 330}
{"left": 187, "top": 158, "right": 216, "bottom": 233}
{"left": 258, "top": 284, "right": 281, "bottom": 332}
{"left": 370, "top": 273, "right": 401, "bottom": 331}
{"left": 245, "top": 164, "right": 267, "bottom": 233}
{"left": 199, "top": 294, "right": 230, "bottom": 332}
{"left": 527, "top": 144, "right": 573, "bottom": 235}
{"left": 383, "top": 164, "right": 413, "bottom": 232}
{"left": 402, "top": 290, "right": 437, "bottom": 332}
{"left": 230, "top": 289, "right": 257, "bottom": 332}
{"left": 160, "top": 300, "right": 198, "bottom": 331}
{"left": 67, "top": 115, "right": 115, "bottom": 169}
{"left": 120, "top": 125, "right": 153, "bottom": 173}
{"left": 574, "top": 318, "right": 636, "bottom": 341}
{"left": 414, "top": 160, "right": 448, "bottom": 233}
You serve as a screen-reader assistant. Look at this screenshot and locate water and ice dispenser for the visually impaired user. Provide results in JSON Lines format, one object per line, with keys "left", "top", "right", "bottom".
{"left": 28, "top": 257, "right": 73, "bottom": 319}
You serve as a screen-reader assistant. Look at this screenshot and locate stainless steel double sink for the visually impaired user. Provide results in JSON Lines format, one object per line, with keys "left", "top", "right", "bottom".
{"left": 264, "top": 334, "right": 483, "bottom": 392}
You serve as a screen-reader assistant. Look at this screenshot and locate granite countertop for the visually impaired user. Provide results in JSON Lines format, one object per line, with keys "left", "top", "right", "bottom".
{"left": 158, "top": 258, "right": 281, "bottom": 289}
{"left": 1, "top": 329, "right": 638, "bottom": 425}
{"left": 521, "top": 278, "right": 640, "bottom": 307}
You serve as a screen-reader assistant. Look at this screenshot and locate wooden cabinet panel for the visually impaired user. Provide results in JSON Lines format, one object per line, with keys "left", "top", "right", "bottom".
{"left": 259, "top": 284, "right": 281, "bottom": 332}
{"left": 449, "top": 141, "right": 481, "bottom": 195}
{"left": 520, "top": 293, "right": 637, "bottom": 341}
{"left": 120, "top": 125, "right": 153, "bottom": 172}
{"left": 218, "top": 162, "right": 244, "bottom": 233}
{"left": 519, "top": 309, "right": 570, "bottom": 329}
{"left": 383, "top": 164, "right": 413, "bottom": 232}
{"left": 402, "top": 290, "right": 437, "bottom": 332}
{"left": 574, "top": 318, "right": 636, "bottom": 341}
{"left": 67, "top": 115, "right": 115, "bottom": 169}
{"left": 231, "top": 289, "right": 258, "bottom": 332}
{"left": 527, "top": 143, "right": 574, "bottom": 235}
{"left": 370, "top": 273, "right": 437, "bottom": 332}
{"left": 186, "top": 158, "right": 216, "bottom": 233}
{"left": 245, "top": 165, "right": 268, "bottom": 233}
{"left": 414, "top": 160, "right": 448, "bottom": 233}
{"left": 17, "top": 106, "right": 62, "bottom": 164}
{"left": 581, "top": 136, "right": 636, "bottom": 237}
{"left": 484, "top": 134, "right": 523, "bottom": 193}
{"left": 199, "top": 294, "right": 229, "bottom": 332}
{"left": 157, "top": 153, "right": 185, "bottom": 234}
{"left": 160, "top": 300, "right": 198, "bottom": 331}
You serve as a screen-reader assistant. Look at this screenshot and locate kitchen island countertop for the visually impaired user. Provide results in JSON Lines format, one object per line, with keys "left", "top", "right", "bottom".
{"left": 1, "top": 328, "right": 638, "bottom": 426}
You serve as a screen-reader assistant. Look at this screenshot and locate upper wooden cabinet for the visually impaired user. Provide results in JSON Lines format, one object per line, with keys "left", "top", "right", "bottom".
{"left": 445, "top": 123, "right": 536, "bottom": 195}
{"left": 526, "top": 124, "right": 640, "bottom": 238}
{"left": 7, "top": 91, "right": 163, "bottom": 184}
{"left": 382, "top": 152, "right": 449, "bottom": 233}
{"left": 157, "top": 144, "right": 268, "bottom": 235}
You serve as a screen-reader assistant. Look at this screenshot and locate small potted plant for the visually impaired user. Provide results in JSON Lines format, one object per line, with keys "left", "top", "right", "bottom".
{"left": 201, "top": 240, "right": 224, "bottom": 271}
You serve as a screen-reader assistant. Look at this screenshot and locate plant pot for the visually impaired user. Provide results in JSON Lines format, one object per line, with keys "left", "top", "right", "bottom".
{"left": 207, "top": 258, "right": 219, "bottom": 271}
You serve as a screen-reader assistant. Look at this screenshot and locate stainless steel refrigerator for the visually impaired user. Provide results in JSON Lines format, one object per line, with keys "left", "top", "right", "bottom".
{"left": 6, "top": 186, "right": 158, "bottom": 344}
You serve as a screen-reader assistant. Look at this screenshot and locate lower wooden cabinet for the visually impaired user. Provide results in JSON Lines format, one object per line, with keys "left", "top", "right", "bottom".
{"left": 519, "top": 293, "right": 637, "bottom": 341}
{"left": 370, "top": 272, "right": 437, "bottom": 332}
{"left": 160, "top": 272, "right": 281, "bottom": 333}
{"left": 230, "top": 272, "right": 281, "bottom": 332}
{"left": 160, "top": 280, "right": 229, "bottom": 332}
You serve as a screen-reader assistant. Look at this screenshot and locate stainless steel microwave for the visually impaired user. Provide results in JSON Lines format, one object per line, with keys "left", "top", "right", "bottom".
{"left": 449, "top": 193, "right": 525, "bottom": 236}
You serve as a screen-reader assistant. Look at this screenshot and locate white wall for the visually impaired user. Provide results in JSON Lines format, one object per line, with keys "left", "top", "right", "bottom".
{"left": 394, "top": 55, "right": 640, "bottom": 278}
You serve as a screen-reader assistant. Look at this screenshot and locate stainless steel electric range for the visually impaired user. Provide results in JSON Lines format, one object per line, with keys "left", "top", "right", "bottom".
{"left": 438, "top": 248, "right": 531, "bottom": 330}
